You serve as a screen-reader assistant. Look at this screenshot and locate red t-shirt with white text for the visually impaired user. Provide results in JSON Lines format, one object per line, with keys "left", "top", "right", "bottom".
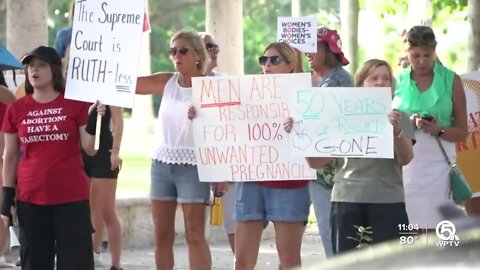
{"left": 2, "top": 94, "right": 90, "bottom": 205}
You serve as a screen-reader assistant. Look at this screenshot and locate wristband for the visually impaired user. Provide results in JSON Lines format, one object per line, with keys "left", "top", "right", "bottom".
{"left": 85, "top": 106, "right": 98, "bottom": 135}
{"left": 2, "top": 187, "right": 16, "bottom": 224}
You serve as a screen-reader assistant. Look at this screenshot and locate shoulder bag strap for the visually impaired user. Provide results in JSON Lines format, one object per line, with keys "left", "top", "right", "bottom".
{"left": 434, "top": 136, "right": 452, "bottom": 167}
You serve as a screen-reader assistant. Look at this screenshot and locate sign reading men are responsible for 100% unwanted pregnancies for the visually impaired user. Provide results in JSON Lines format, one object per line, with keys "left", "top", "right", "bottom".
{"left": 191, "top": 73, "right": 317, "bottom": 182}
{"left": 65, "top": 0, "right": 146, "bottom": 108}
{"left": 288, "top": 87, "right": 394, "bottom": 159}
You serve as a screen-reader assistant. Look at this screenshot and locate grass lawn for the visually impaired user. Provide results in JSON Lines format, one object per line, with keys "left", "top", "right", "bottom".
{"left": 117, "top": 155, "right": 151, "bottom": 197}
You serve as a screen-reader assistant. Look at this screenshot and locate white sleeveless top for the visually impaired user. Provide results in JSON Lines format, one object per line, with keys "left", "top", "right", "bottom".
{"left": 152, "top": 73, "right": 196, "bottom": 165}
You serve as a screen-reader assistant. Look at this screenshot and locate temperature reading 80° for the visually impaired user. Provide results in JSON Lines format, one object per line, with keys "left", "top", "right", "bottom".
{"left": 399, "top": 235, "right": 418, "bottom": 245}
{"left": 247, "top": 123, "right": 283, "bottom": 141}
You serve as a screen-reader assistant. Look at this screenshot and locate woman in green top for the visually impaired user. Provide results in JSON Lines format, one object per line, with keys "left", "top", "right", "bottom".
{"left": 392, "top": 26, "right": 468, "bottom": 230}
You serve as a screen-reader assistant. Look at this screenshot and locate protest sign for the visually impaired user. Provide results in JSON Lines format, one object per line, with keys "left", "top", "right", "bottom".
{"left": 65, "top": 0, "right": 145, "bottom": 108}
{"left": 458, "top": 72, "right": 480, "bottom": 194}
{"left": 191, "top": 73, "right": 317, "bottom": 182}
{"left": 277, "top": 16, "right": 316, "bottom": 53}
{"left": 288, "top": 87, "right": 393, "bottom": 158}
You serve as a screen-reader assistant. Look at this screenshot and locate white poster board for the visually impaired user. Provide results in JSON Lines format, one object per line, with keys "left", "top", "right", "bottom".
{"left": 191, "top": 73, "right": 317, "bottom": 182}
{"left": 65, "top": 0, "right": 146, "bottom": 108}
{"left": 288, "top": 87, "right": 394, "bottom": 158}
{"left": 277, "top": 16, "right": 317, "bottom": 53}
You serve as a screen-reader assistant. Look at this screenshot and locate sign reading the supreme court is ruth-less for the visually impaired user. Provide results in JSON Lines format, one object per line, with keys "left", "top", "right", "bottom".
{"left": 65, "top": 0, "right": 145, "bottom": 108}
{"left": 191, "top": 73, "right": 317, "bottom": 182}
{"left": 288, "top": 87, "right": 394, "bottom": 158}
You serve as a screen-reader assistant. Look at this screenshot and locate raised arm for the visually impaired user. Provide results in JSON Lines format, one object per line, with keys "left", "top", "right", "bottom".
{"left": 109, "top": 106, "right": 124, "bottom": 170}
{"left": 136, "top": 72, "right": 174, "bottom": 95}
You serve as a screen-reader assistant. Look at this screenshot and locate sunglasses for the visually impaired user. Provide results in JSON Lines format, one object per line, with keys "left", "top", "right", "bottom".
{"left": 169, "top": 47, "right": 189, "bottom": 56}
{"left": 205, "top": 43, "right": 219, "bottom": 52}
{"left": 258, "top": 55, "right": 285, "bottom": 65}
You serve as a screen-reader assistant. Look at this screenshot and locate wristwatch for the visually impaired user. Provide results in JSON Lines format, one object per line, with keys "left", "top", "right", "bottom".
{"left": 437, "top": 128, "right": 446, "bottom": 137}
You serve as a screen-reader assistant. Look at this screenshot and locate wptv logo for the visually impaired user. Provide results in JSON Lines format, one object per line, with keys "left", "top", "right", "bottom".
{"left": 435, "top": 220, "right": 460, "bottom": 247}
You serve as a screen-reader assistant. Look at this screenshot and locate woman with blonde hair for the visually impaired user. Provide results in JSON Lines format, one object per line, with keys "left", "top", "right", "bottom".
{"left": 136, "top": 30, "right": 225, "bottom": 270}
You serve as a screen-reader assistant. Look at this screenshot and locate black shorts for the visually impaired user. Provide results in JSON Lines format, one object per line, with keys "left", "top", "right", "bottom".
{"left": 17, "top": 200, "right": 94, "bottom": 270}
{"left": 83, "top": 150, "right": 119, "bottom": 179}
{"left": 331, "top": 201, "right": 409, "bottom": 254}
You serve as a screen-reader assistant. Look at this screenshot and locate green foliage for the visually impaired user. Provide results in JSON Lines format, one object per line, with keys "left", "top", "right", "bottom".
{"left": 346, "top": 225, "right": 374, "bottom": 249}
{"left": 117, "top": 155, "right": 151, "bottom": 196}
{"left": 44, "top": 0, "right": 471, "bottom": 116}
{"left": 48, "top": 0, "right": 74, "bottom": 47}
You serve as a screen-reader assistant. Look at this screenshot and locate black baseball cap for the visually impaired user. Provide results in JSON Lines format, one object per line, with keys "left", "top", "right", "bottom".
{"left": 21, "top": 46, "right": 62, "bottom": 66}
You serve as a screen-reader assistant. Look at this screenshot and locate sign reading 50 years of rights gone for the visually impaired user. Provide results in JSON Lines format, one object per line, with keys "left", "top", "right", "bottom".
{"left": 288, "top": 87, "right": 394, "bottom": 158}
{"left": 277, "top": 16, "right": 317, "bottom": 53}
{"left": 65, "top": 0, "right": 145, "bottom": 108}
{"left": 191, "top": 73, "right": 317, "bottom": 182}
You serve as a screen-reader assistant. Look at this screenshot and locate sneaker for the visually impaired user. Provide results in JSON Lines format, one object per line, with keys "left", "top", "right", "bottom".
{"left": 0, "top": 256, "right": 14, "bottom": 268}
{"left": 94, "top": 251, "right": 104, "bottom": 267}
{"left": 110, "top": 266, "right": 123, "bottom": 270}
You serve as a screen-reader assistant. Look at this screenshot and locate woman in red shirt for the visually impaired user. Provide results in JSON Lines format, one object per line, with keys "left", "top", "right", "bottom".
{"left": 1, "top": 46, "right": 103, "bottom": 270}
{"left": 234, "top": 42, "right": 310, "bottom": 270}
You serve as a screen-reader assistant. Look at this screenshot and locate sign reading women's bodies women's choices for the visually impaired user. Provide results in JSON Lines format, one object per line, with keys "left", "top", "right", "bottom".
{"left": 277, "top": 16, "right": 317, "bottom": 53}
{"left": 191, "top": 73, "right": 317, "bottom": 182}
{"left": 65, "top": 0, "right": 146, "bottom": 108}
{"left": 457, "top": 71, "right": 480, "bottom": 194}
{"left": 288, "top": 87, "right": 394, "bottom": 159}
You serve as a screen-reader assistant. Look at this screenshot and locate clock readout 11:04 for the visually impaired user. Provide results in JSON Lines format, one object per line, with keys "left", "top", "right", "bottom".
{"left": 398, "top": 224, "right": 420, "bottom": 231}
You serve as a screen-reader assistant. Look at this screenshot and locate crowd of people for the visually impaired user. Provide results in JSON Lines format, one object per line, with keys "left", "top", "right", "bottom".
{"left": 0, "top": 9, "right": 472, "bottom": 270}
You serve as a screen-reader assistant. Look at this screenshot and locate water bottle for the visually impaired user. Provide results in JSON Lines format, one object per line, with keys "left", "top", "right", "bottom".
{"left": 210, "top": 192, "right": 223, "bottom": 225}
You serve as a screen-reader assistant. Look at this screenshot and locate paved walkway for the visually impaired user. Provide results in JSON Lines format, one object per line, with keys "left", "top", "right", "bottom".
{"left": 5, "top": 226, "right": 325, "bottom": 269}
{"left": 106, "top": 227, "right": 324, "bottom": 270}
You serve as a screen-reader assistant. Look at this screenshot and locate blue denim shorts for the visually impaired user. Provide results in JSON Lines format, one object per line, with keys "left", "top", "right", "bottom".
{"left": 235, "top": 182, "right": 310, "bottom": 222}
{"left": 150, "top": 160, "right": 210, "bottom": 203}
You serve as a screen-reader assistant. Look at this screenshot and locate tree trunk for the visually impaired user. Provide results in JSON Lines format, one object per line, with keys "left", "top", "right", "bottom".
{"left": 467, "top": 0, "right": 480, "bottom": 71}
{"left": 340, "top": 0, "right": 359, "bottom": 75}
{"left": 0, "top": 0, "right": 6, "bottom": 44}
{"left": 206, "top": 0, "right": 244, "bottom": 75}
{"left": 291, "top": 0, "right": 301, "bottom": 16}
{"left": 6, "top": 0, "right": 48, "bottom": 57}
